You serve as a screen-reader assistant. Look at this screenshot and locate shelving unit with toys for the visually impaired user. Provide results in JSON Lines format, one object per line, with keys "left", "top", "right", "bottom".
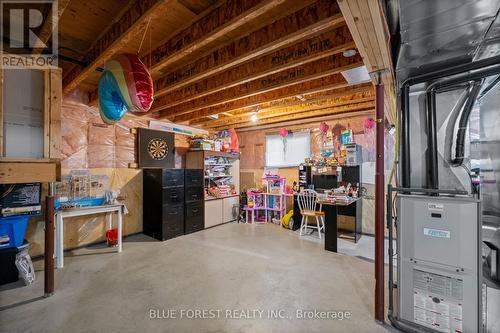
{"left": 186, "top": 151, "right": 240, "bottom": 229}
{"left": 244, "top": 176, "right": 292, "bottom": 224}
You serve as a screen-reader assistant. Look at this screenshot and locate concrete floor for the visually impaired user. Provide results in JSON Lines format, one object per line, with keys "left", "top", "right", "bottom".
{"left": 0, "top": 223, "right": 396, "bottom": 333}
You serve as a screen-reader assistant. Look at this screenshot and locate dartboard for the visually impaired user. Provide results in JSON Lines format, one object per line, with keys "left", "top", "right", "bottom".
{"left": 147, "top": 138, "right": 168, "bottom": 160}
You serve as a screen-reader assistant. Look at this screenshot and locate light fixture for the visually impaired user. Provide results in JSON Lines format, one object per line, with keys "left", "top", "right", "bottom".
{"left": 342, "top": 49, "right": 357, "bottom": 57}
{"left": 250, "top": 112, "right": 258, "bottom": 122}
{"left": 296, "top": 94, "right": 306, "bottom": 101}
{"left": 208, "top": 114, "right": 219, "bottom": 120}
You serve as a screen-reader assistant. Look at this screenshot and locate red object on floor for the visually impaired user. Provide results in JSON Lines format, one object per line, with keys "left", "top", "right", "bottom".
{"left": 106, "top": 228, "right": 118, "bottom": 246}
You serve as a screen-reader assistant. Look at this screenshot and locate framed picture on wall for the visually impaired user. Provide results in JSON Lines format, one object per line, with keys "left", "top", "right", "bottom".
{"left": 137, "top": 128, "right": 175, "bottom": 168}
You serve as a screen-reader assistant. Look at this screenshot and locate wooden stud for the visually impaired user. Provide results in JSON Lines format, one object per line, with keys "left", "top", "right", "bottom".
{"left": 43, "top": 71, "right": 51, "bottom": 158}
{"left": 153, "top": 1, "right": 345, "bottom": 96}
{"left": 156, "top": 54, "right": 363, "bottom": 117}
{"left": 0, "top": 69, "right": 3, "bottom": 156}
{"left": 49, "top": 69, "right": 62, "bottom": 159}
{"left": 154, "top": 27, "right": 356, "bottom": 109}
{"left": 63, "top": 0, "right": 175, "bottom": 94}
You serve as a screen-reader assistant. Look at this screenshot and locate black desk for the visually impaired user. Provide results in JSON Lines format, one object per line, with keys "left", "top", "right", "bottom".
{"left": 293, "top": 195, "right": 362, "bottom": 252}
{"left": 318, "top": 198, "right": 361, "bottom": 252}
{"left": 318, "top": 198, "right": 361, "bottom": 253}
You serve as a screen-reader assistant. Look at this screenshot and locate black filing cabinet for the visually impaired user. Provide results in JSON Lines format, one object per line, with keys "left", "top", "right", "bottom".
{"left": 143, "top": 169, "right": 185, "bottom": 241}
{"left": 184, "top": 169, "right": 204, "bottom": 234}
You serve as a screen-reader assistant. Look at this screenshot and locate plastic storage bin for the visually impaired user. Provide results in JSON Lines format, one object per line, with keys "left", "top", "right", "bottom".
{"left": 0, "top": 216, "right": 29, "bottom": 249}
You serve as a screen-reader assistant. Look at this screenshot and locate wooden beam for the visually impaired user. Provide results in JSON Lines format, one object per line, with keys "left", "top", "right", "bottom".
{"left": 43, "top": 71, "right": 51, "bottom": 158}
{"left": 247, "top": 82, "right": 373, "bottom": 112}
{"left": 49, "top": 69, "right": 62, "bottom": 159}
{"left": 210, "top": 98, "right": 375, "bottom": 129}
{"left": 154, "top": 27, "right": 355, "bottom": 109}
{"left": 33, "top": 0, "right": 71, "bottom": 54}
{"left": 0, "top": 160, "right": 60, "bottom": 184}
{"left": 201, "top": 92, "right": 375, "bottom": 128}
{"left": 153, "top": 0, "right": 346, "bottom": 96}
{"left": 214, "top": 102, "right": 375, "bottom": 130}
{"left": 145, "top": 0, "right": 297, "bottom": 77}
{"left": 337, "top": 0, "right": 396, "bottom": 123}
{"left": 191, "top": 83, "right": 374, "bottom": 123}
{"left": 0, "top": 69, "right": 3, "bottom": 156}
{"left": 62, "top": 0, "right": 174, "bottom": 94}
{"left": 168, "top": 74, "right": 351, "bottom": 122}
{"left": 212, "top": 96, "right": 374, "bottom": 127}
{"left": 156, "top": 53, "right": 363, "bottom": 117}
{"left": 235, "top": 109, "right": 374, "bottom": 132}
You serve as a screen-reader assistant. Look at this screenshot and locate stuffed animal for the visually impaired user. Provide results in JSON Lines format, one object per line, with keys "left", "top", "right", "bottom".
{"left": 281, "top": 210, "right": 294, "bottom": 229}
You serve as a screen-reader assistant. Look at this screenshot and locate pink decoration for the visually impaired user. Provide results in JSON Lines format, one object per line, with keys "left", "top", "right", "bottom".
{"left": 319, "top": 122, "right": 329, "bottom": 133}
{"left": 279, "top": 127, "right": 289, "bottom": 137}
{"left": 363, "top": 117, "right": 376, "bottom": 129}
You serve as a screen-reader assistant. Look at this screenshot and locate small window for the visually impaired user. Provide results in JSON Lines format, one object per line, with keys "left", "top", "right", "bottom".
{"left": 265, "top": 131, "right": 310, "bottom": 167}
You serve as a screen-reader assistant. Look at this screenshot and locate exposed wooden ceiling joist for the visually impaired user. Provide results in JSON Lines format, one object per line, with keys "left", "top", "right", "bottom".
{"left": 152, "top": 0, "right": 346, "bottom": 98}
{"left": 156, "top": 53, "right": 363, "bottom": 118}
{"left": 144, "top": 0, "right": 298, "bottom": 78}
{"left": 62, "top": 0, "right": 174, "bottom": 94}
{"left": 337, "top": 0, "right": 396, "bottom": 123}
{"left": 235, "top": 109, "right": 374, "bottom": 132}
{"left": 33, "top": 0, "right": 72, "bottom": 53}
{"left": 190, "top": 83, "right": 374, "bottom": 127}
{"left": 202, "top": 92, "right": 375, "bottom": 128}
{"left": 189, "top": 84, "right": 375, "bottom": 127}
{"left": 168, "top": 74, "right": 353, "bottom": 123}
{"left": 214, "top": 102, "right": 375, "bottom": 130}
{"left": 250, "top": 82, "right": 373, "bottom": 112}
{"left": 152, "top": 26, "right": 355, "bottom": 109}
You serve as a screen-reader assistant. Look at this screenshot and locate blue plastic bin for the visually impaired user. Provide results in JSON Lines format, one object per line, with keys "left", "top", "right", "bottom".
{"left": 0, "top": 216, "right": 29, "bottom": 249}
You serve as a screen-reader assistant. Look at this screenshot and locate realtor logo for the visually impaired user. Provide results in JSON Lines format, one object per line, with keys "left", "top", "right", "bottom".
{"left": 1, "top": 0, "right": 58, "bottom": 68}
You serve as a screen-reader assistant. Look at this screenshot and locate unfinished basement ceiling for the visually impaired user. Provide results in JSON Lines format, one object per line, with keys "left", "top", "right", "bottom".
{"left": 396, "top": 0, "right": 500, "bottom": 83}
{"left": 41, "top": 0, "right": 378, "bottom": 130}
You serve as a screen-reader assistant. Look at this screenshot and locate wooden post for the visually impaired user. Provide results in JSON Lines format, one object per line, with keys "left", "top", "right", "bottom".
{"left": 374, "top": 79, "right": 385, "bottom": 322}
{"left": 44, "top": 187, "right": 55, "bottom": 297}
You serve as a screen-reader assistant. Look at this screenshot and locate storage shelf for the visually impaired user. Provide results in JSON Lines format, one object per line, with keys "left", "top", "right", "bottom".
{"left": 244, "top": 206, "right": 284, "bottom": 212}
{"left": 205, "top": 175, "right": 232, "bottom": 178}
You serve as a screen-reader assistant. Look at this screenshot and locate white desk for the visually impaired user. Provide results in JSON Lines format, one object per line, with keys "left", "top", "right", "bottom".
{"left": 55, "top": 204, "right": 125, "bottom": 269}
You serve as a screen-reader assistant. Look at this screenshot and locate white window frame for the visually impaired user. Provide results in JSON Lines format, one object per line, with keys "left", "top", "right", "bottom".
{"left": 265, "top": 130, "right": 310, "bottom": 168}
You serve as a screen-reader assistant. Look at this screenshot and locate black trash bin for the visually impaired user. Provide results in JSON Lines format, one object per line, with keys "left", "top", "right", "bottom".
{"left": 0, "top": 246, "right": 20, "bottom": 285}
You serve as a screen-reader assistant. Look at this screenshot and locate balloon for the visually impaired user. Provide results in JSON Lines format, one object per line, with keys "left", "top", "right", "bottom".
{"left": 363, "top": 117, "right": 375, "bottom": 129}
{"left": 98, "top": 71, "right": 127, "bottom": 124}
{"left": 319, "top": 122, "right": 329, "bottom": 133}
{"left": 279, "top": 127, "right": 288, "bottom": 138}
{"left": 98, "top": 53, "right": 154, "bottom": 124}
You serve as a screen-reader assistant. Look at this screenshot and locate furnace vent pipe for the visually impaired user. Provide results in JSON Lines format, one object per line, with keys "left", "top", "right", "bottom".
{"left": 399, "top": 55, "right": 500, "bottom": 189}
